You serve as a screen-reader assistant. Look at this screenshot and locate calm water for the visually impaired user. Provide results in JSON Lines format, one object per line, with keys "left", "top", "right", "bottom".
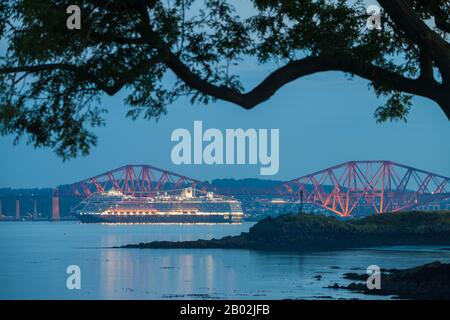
{"left": 1, "top": 221, "right": 450, "bottom": 300}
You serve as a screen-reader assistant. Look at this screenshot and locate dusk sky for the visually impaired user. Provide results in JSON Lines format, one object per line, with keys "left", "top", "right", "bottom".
{"left": 1, "top": 66, "right": 449, "bottom": 188}
{"left": 0, "top": 1, "right": 449, "bottom": 188}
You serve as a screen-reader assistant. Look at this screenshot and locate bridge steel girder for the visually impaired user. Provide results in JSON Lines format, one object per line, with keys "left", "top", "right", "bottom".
{"left": 279, "top": 160, "right": 450, "bottom": 217}
{"left": 66, "top": 165, "right": 202, "bottom": 198}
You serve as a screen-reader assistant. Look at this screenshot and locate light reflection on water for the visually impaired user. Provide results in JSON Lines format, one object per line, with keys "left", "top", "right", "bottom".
{"left": 1, "top": 221, "right": 450, "bottom": 300}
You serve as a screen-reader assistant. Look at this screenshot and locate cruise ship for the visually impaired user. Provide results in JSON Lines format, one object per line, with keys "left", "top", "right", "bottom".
{"left": 72, "top": 187, "right": 244, "bottom": 223}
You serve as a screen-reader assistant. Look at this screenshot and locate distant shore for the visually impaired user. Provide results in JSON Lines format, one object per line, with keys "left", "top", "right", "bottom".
{"left": 121, "top": 211, "right": 450, "bottom": 250}
{"left": 0, "top": 217, "right": 76, "bottom": 222}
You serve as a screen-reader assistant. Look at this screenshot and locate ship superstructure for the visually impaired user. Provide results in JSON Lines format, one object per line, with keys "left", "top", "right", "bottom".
{"left": 72, "top": 187, "right": 243, "bottom": 223}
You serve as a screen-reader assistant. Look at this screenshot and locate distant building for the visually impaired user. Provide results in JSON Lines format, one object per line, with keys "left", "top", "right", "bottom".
{"left": 414, "top": 199, "right": 450, "bottom": 211}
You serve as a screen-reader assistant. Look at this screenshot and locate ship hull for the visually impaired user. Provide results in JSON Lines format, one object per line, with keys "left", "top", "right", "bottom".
{"left": 73, "top": 213, "right": 240, "bottom": 223}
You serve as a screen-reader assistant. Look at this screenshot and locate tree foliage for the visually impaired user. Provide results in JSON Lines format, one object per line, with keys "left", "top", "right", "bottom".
{"left": 0, "top": 0, "right": 449, "bottom": 159}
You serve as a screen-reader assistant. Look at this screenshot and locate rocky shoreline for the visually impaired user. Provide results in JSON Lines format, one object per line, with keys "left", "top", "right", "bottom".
{"left": 328, "top": 261, "right": 450, "bottom": 300}
{"left": 121, "top": 211, "right": 450, "bottom": 251}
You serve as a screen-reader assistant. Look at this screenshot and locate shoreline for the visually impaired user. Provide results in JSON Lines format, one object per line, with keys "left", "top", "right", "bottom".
{"left": 120, "top": 211, "right": 450, "bottom": 251}
{"left": 328, "top": 261, "right": 450, "bottom": 300}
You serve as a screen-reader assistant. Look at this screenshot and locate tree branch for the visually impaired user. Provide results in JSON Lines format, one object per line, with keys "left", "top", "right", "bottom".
{"left": 0, "top": 63, "right": 119, "bottom": 94}
{"left": 2, "top": 3, "right": 448, "bottom": 121}
{"left": 135, "top": 5, "right": 444, "bottom": 113}
{"left": 0, "top": 63, "right": 74, "bottom": 74}
{"left": 378, "top": 0, "right": 450, "bottom": 81}
{"left": 419, "top": 50, "right": 435, "bottom": 82}
{"left": 0, "top": 58, "right": 154, "bottom": 96}
{"left": 88, "top": 32, "right": 146, "bottom": 45}
{"left": 434, "top": 7, "right": 450, "bottom": 33}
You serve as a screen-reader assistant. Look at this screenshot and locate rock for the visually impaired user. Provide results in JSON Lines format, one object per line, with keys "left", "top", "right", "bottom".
{"left": 343, "top": 272, "right": 368, "bottom": 281}
{"left": 337, "top": 261, "right": 450, "bottom": 300}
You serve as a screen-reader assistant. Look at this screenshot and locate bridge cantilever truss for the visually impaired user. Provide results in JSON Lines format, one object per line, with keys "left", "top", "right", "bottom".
{"left": 57, "top": 161, "right": 449, "bottom": 217}
{"left": 66, "top": 165, "right": 202, "bottom": 198}
{"left": 279, "top": 160, "right": 450, "bottom": 217}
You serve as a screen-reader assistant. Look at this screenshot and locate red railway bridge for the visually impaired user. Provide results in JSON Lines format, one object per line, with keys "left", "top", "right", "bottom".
{"left": 61, "top": 160, "right": 449, "bottom": 218}
{"left": 278, "top": 160, "right": 450, "bottom": 216}
{"left": 66, "top": 164, "right": 202, "bottom": 198}
{"left": 2, "top": 161, "right": 448, "bottom": 220}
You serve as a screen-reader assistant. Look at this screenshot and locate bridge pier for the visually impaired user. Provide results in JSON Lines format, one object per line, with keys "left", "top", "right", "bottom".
{"left": 52, "top": 189, "right": 60, "bottom": 221}
{"left": 15, "top": 199, "right": 20, "bottom": 220}
{"left": 33, "top": 198, "right": 38, "bottom": 220}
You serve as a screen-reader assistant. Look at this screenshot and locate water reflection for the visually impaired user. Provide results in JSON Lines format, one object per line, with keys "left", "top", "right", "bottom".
{"left": 1, "top": 222, "right": 450, "bottom": 299}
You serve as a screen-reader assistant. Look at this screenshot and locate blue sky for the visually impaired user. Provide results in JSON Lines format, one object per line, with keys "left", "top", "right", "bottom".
{"left": 0, "top": 1, "right": 449, "bottom": 188}
{"left": 1, "top": 67, "right": 449, "bottom": 188}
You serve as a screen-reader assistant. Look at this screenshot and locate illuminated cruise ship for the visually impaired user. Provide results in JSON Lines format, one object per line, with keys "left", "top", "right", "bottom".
{"left": 72, "top": 187, "right": 244, "bottom": 223}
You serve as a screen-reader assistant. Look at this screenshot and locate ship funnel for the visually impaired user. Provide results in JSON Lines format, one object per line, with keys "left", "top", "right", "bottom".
{"left": 180, "top": 187, "right": 194, "bottom": 199}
